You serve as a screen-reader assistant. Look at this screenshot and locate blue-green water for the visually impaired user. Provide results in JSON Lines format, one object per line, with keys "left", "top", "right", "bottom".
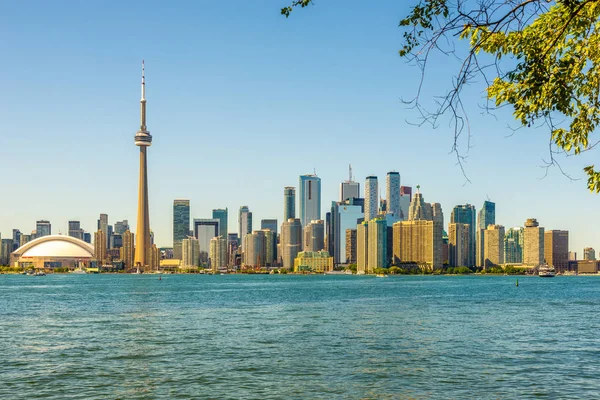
{"left": 1, "top": 275, "right": 599, "bottom": 399}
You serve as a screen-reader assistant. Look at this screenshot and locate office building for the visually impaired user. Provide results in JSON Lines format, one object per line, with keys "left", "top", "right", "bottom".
{"left": 432, "top": 203, "right": 443, "bottom": 226}
{"left": 584, "top": 247, "right": 596, "bottom": 261}
{"left": 212, "top": 208, "right": 228, "bottom": 239}
{"left": 304, "top": 220, "right": 325, "bottom": 252}
{"left": 36, "top": 220, "right": 51, "bottom": 238}
{"left": 368, "top": 218, "right": 387, "bottom": 271}
{"left": 545, "top": 230, "right": 569, "bottom": 272}
{"left": 97, "top": 214, "right": 108, "bottom": 250}
{"left": 243, "top": 230, "right": 267, "bottom": 268}
{"left": 12, "top": 229, "right": 21, "bottom": 251}
{"left": 182, "top": 236, "right": 200, "bottom": 268}
{"left": 504, "top": 227, "right": 524, "bottom": 264}
{"left": 0, "top": 239, "right": 13, "bottom": 266}
{"left": 261, "top": 219, "right": 278, "bottom": 235}
{"left": 386, "top": 172, "right": 401, "bottom": 220}
{"left": 569, "top": 251, "right": 578, "bottom": 261}
{"left": 340, "top": 165, "right": 360, "bottom": 201}
{"left": 114, "top": 220, "right": 129, "bottom": 235}
{"left": 450, "top": 204, "right": 476, "bottom": 267}
{"left": 392, "top": 220, "right": 443, "bottom": 270}
{"left": 523, "top": 218, "right": 544, "bottom": 266}
{"left": 448, "top": 222, "right": 470, "bottom": 267}
{"left": 364, "top": 176, "right": 378, "bottom": 222}
{"left": 173, "top": 199, "right": 190, "bottom": 260}
{"left": 68, "top": 221, "right": 84, "bottom": 241}
{"left": 407, "top": 186, "right": 432, "bottom": 221}
{"left": 110, "top": 233, "right": 123, "bottom": 249}
{"left": 121, "top": 230, "right": 135, "bottom": 269}
{"left": 476, "top": 201, "right": 495, "bottom": 267}
{"left": 194, "top": 219, "right": 220, "bottom": 265}
{"left": 262, "top": 229, "right": 277, "bottom": 266}
{"left": 299, "top": 175, "right": 321, "bottom": 227}
{"left": 281, "top": 218, "right": 303, "bottom": 269}
{"left": 400, "top": 186, "right": 412, "bottom": 200}
{"left": 238, "top": 206, "right": 252, "bottom": 251}
{"left": 209, "top": 236, "right": 228, "bottom": 272}
{"left": 329, "top": 201, "right": 363, "bottom": 264}
{"left": 20, "top": 234, "right": 32, "bottom": 247}
{"left": 356, "top": 221, "right": 369, "bottom": 273}
{"left": 346, "top": 228, "right": 357, "bottom": 265}
{"left": 484, "top": 224, "right": 505, "bottom": 267}
{"left": 283, "top": 187, "right": 296, "bottom": 221}
{"left": 294, "top": 251, "right": 333, "bottom": 273}
{"left": 94, "top": 230, "right": 107, "bottom": 264}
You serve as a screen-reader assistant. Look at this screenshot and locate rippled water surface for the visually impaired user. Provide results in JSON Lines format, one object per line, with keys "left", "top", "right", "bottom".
{"left": 1, "top": 274, "right": 600, "bottom": 399}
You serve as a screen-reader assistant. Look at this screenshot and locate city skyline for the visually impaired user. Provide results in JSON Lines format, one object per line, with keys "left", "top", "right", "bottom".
{"left": 0, "top": 1, "right": 599, "bottom": 253}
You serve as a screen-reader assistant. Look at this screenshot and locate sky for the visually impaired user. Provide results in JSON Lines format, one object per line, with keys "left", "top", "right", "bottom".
{"left": 0, "top": 0, "right": 598, "bottom": 253}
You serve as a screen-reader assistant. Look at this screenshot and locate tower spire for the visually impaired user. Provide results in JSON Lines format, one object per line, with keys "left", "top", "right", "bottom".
{"left": 140, "top": 60, "right": 147, "bottom": 132}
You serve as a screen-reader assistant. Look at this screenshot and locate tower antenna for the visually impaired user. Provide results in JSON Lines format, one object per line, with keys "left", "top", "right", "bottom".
{"left": 349, "top": 164, "right": 352, "bottom": 182}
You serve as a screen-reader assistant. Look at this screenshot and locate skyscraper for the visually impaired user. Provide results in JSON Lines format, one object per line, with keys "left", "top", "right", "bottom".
{"left": 209, "top": 236, "right": 228, "bottom": 272}
{"left": 450, "top": 204, "right": 476, "bottom": 267}
{"left": 299, "top": 175, "right": 321, "bottom": 227}
{"left": 407, "top": 186, "right": 433, "bottom": 221}
{"left": 392, "top": 219, "right": 443, "bottom": 270}
{"left": 304, "top": 220, "right": 325, "bottom": 252}
{"left": 194, "top": 219, "right": 220, "bottom": 266}
{"left": 121, "top": 230, "right": 135, "bottom": 269}
{"left": 0, "top": 239, "right": 13, "bottom": 266}
{"left": 182, "top": 236, "right": 200, "bottom": 268}
{"left": 243, "top": 230, "right": 266, "bottom": 268}
{"left": 386, "top": 172, "right": 401, "bottom": 219}
{"left": 523, "top": 218, "right": 544, "bottom": 266}
{"left": 448, "top": 223, "right": 469, "bottom": 267}
{"left": 476, "top": 201, "right": 495, "bottom": 267}
{"left": 356, "top": 221, "right": 369, "bottom": 273}
{"left": 68, "top": 221, "right": 84, "bottom": 240}
{"left": 134, "top": 61, "right": 153, "bottom": 269}
{"left": 94, "top": 230, "right": 107, "bottom": 264}
{"left": 12, "top": 229, "right": 21, "bottom": 251}
{"left": 364, "top": 176, "right": 378, "bottom": 222}
{"left": 212, "top": 208, "right": 228, "bottom": 239}
{"left": 261, "top": 219, "right": 278, "bottom": 235}
{"left": 484, "top": 224, "right": 505, "bottom": 267}
{"left": 504, "top": 227, "right": 524, "bottom": 264}
{"left": 283, "top": 187, "right": 296, "bottom": 221}
{"left": 329, "top": 201, "right": 364, "bottom": 264}
{"left": 173, "top": 199, "right": 190, "bottom": 260}
{"left": 346, "top": 228, "right": 357, "bottom": 265}
{"left": 544, "top": 230, "right": 569, "bottom": 272}
{"left": 238, "top": 206, "right": 252, "bottom": 250}
{"left": 583, "top": 247, "right": 596, "bottom": 261}
{"left": 114, "top": 220, "right": 129, "bottom": 235}
{"left": 36, "top": 220, "right": 51, "bottom": 238}
{"left": 340, "top": 165, "right": 360, "bottom": 201}
{"left": 281, "top": 218, "right": 302, "bottom": 269}
{"left": 368, "top": 218, "right": 388, "bottom": 271}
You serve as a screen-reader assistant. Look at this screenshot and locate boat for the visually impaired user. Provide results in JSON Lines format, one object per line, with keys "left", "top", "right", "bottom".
{"left": 376, "top": 274, "right": 388, "bottom": 278}
{"left": 33, "top": 270, "right": 46, "bottom": 276}
{"left": 538, "top": 264, "right": 556, "bottom": 278}
{"left": 72, "top": 267, "right": 87, "bottom": 274}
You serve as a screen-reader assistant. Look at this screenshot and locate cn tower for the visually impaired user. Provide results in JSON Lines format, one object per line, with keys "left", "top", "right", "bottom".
{"left": 134, "top": 61, "right": 152, "bottom": 269}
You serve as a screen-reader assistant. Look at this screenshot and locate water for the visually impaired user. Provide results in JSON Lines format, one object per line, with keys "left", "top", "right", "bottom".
{"left": 1, "top": 274, "right": 599, "bottom": 399}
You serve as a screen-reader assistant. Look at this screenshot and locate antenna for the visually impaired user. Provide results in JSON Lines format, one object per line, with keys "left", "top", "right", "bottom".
{"left": 349, "top": 164, "right": 352, "bottom": 182}
{"left": 486, "top": 194, "right": 491, "bottom": 202}
{"left": 314, "top": 168, "right": 316, "bottom": 176}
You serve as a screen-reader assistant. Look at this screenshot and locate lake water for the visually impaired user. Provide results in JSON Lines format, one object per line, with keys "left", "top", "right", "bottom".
{"left": 1, "top": 274, "right": 599, "bottom": 399}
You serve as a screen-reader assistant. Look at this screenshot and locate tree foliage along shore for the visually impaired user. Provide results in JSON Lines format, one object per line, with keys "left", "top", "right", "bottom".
{"left": 282, "top": 0, "right": 600, "bottom": 192}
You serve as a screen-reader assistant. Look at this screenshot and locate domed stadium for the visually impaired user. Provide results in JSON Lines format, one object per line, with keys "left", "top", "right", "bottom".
{"left": 11, "top": 235, "right": 94, "bottom": 269}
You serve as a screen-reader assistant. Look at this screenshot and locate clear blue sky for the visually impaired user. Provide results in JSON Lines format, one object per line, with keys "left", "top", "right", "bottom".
{"left": 0, "top": 0, "right": 598, "bottom": 254}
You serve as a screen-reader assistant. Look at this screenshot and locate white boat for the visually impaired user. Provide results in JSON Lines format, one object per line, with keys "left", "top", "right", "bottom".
{"left": 72, "top": 267, "right": 87, "bottom": 274}
{"left": 538, "top": 264, "right": 556, "bottom": 278}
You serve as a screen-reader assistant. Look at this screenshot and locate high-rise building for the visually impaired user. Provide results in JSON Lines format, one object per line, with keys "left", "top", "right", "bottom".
{"left": 281, "top": 218, "right": 303, "bottom": 269}
{"left": 194, "top": 219, "right": 220, "bottom": 266}
{"left": 97, "top": 214, "right": 108, "bottom": 250}
{"left": 12, "top": 229, "right": 21, "bottom": 251}
{"left": 448, "top": 222, "right": 470, "bottom": 267}
{"left": 523, "top": 218, "right": 544, "bottom": 266}
{"left": 110, "top": 233, "right": 123, "bottom": 249}
{"left": 261, "top": 219, "right": 278, "bottom": 235}
{"left": 329, "top": 201, "right": 364, "bottom": 264}
{"left": 340, "top": 165, "right": 360, "bottom": 201}
{"left": 544, "top": 230, "right": 569, "bottom": 272}
{"left": 173, "top": 199, "right": 190, "bottom": 260}
{"left": 400, "top": 186, "right": 412, "bottom": 201}
{"left": 36, "top": 220, "right": 51, "bottom": 238}
{"left": 432, "top": 203, "right": 443, "bottom": 226}
{"left": 262, "top": 229, "right": 277, "bottom": 266}
{"left": 133, "top": 61, "right": 153, "bottom": 270}
{"left": 407, "top": 186, "right": 432, "bottom": 221}
{"left": 299, "top": 175, "right": 321, "bottom": 227}
{"left": 303, "top": 220, "right": 325, "bottom": 252}
{"left": 356, "top": 221, "right": 369, "bottom": 274}
{"left": 0, "top": 239, "right": 13, "bottom": 266}
{"left": 238, "top": 206, "right": 252, "bottom": 250}
{"left": 346, "top": 228, "right": 357, "bottom": 265}
{"left": 209, "top": 236, "right": 228, "bottom": 272}
{"left": 114, "top": 220, "right": 129, "bottom": 235}
{"left": 243, "top": 230, "right": 267, "bottom": 268}
{"left": 368, "top": 218, "right": 388, "bottom": 271}
{"left": 386, "top": 172, "right": 401, "bottom": 219}
{"left": 364, "top": 176, "right": 378, "bottom": 222}
{"left": 476, "top": 201, "right": 495, "bottom": 267}
{"left": 212, "top": 208, "right": 228, "bottom": 239}
{"left": 20, "top": 234, "right": 32, "bottom": 247}
{"left": 504, "top": 227, "right": 524, "bottom": 264}
{"left": 83, "top": 232, "right": 91, "bottom": 244}
{"left": 392, "top": 220, "right": 443, "bottom": 270}
{"left": 450, "top": 204, "right": 476, "bottom": 267}
{"left": 283, "top": 187, "right": 296, "bottom": 222}
{"left": 584, "top": 247, "right": 596, "bottom": 261}
{"left": 569, "top": 251, "right": 578, "bottom": 261}
{"left": 148, "top": 244, "right": 160, "bottom": 272}
{"left": 484, "top": 224, "right": 505, "bottom": 267}
{"left": 94, "top": 230, "right": 107, "bottom": 264}
{"left": 121, "top": 230, "right": 135, "bottom": 269}
{"left": 182, "top": 236, "right": 200, "bottom": 268}
{"left": 68, "top": 221, "right": 84, "bottom": 241}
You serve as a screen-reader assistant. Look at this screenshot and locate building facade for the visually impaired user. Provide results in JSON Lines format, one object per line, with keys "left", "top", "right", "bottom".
{"left": 303, "top": 220, "right": 325, "bottom": 252}
{"left": 346, "top": 228, "right": 357, "bottom": 265}
{"left": 364, "top": 176, "right": 378, "bottom": 222}
{"left": 450, "top": 204, "right": 476, "bottom": 267}
{"left": 523, "top": 218, "right": 544, "bottom": 266}
{"left": 392, "top": 220, "right": 443, "bottom": 270}
{"left": 299, "top": 175, "right": 321, "bottom": 227}
{"left": 368, "top": 218, "right": 387, "bottom": 271}
{"left": 173, "top": 200, "right": 190, "bottom": 260}
{"left": 504, "top": 227, "right": 524, "bottom": 264}
{"left": 212, "top": 208, "right": 228, "bottom": 240}
{"left": 583, "top": 247, "right": 596, "bottom": 261}
{"left": 283, "top": 187, "right": 296, "bottom": 222}
{"left": 484, "top": 224, "right": 505, "bottom": 267}
{"left": 238, "top": 206, "right": 252, "bottom": 251}
{"left": 281, "top": 218, "right": 303, "bottom": 269}
{"left": 182, "top": 236, "right": 200, "bottom": 268}
{"left": 294, "top": 251, "right": 333, "bottom": 273}
{"left": 209, "top": 236, "right": 228, "bottom": 271}
{"left": 386, "top": 172, "right": 400, "bottom": 220}
{"left": 448, "top": 222, "right": 470, "bottom": 267}
{"left": 476, "top": 201, "right": 495, "bottom": 267}
{"left": 544, "top": 230, "right": 569, "bottom": 272}
{"left": 356, "top": 221, "right": 369, "bottom": 274}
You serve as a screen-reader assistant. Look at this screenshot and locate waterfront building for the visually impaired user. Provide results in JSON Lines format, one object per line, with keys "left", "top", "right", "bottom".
{"left": 368, "top": 218, "right": 387, "bottom": 271}
{"left": 182, "top": 236, "right": 200, "bottom": 268}
{"left": 484, "top": 224, "right": 505, "bottom": 267}
{"left": 294, "top": 251, "right": 333, "bottom": 273}
{"left": 545, "top": 230, "right": 569, "bottom": 272}
{"left": 121, "top": 230, "right": 135, "bottom": 269}
{"left": 523, "top": 218, "right": 544, "bottom": 266}
{"left": 392, "top": 220, "right": 443, "bottom": 270}
{"left": 450, "top": 204, "right": 476, "bottom": 267}
{"left": 299, "top": 175, "right": 321, "bottom": 227}
{"left": 212, "top": 208, "right": 228, "bottom": 239}
{"left": 283, "top": 187, "right": 296, "bottom": 221}
{"left": 36, "top": 220, "right": 51, "bottom": 238}
{"left": 304, "top": 220, "right": 325, "bottom": 252}
{"left": 364, "top": 176, "right": 378, "bottom": 222}
{"left": 584, "top": 247, "right": 596, "bottom": 261}
{"left": 209, "top": 236, "right": 228, "bottom": 271}
{"left": 386, "top": 172, "right": 401, "bottom": 220}
{"left": 476, "top": 201, "right": 495, "bottom": 267}
{"left": 1, "top": 239, "right": 12, "bottom": 265}
{"left": 448, "top": 222, "right": 470, "bottom": 267}
{"left": 340, "top": 166, "right": 360, "bottom": 201}
{"left": 504, "top": 227, "right": 524, "bottom": 264}
{"left": 569, "top": 251, "right": 578, "bottom": 261}
{"left": 281, "top": 218, "right": 303, "bottom": 269}
{"left": 346, "top": 228, "right": 357, "bottom": 264}
{"left": 94, "top": 230, "right": 106, "bottom": 264}
{"left": 262, "top": 229, "right": 277, "bottom": 266}
{"left": 243, "top": 230, "right": 265, "bottom": 268}
{"left": 133, "top": 61, "right": 153, "bottom": 270}
{"left": 356, "top": 221, "right": 369, "bottom": 273}
{"left": 11, "top": 235, "right": 94, "bottom": 269}
{"left": 238, "top": 206, "right": 252, "bottom": 251}
{"left": 407, "top": 186, "right": 433, "bottom": 221}
{"left": 173, "top": 199, "right": 190, "bottom": 260}
{"left": 194, "top": 219, "right": 220, "bottom": 266}
{"left": 329, "top": 201, "right": 363, "bottom": 264}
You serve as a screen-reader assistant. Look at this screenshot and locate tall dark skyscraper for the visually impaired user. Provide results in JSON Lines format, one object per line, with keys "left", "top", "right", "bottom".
{"left": 36, "top": 220, "right": 51, "bottom": 238}
{"left": 477, "top": 201, "right": 496, "bottom": 267}
{"left": 12, "top": 229, "right": 21, "bottom": 251}
{"left": 212, "top": 208, "right": 228, "bottom": 239}
{"left": 261, "top": 219, "right": 278, "bottom": 235}
{"left": 283, "top": 186, "right": 296, "bottom": 222}
{"left": 450, "top": 204, "right": 476, "bottom": 267}
{"left": 173, "top": 199, "right": 190, "bottom": 260}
